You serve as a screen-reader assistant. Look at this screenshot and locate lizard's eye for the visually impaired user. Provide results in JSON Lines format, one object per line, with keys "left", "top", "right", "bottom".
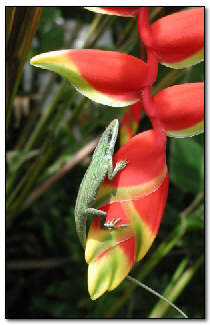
{"left": 108, "top": 132, "right": 113, "bottom": 143}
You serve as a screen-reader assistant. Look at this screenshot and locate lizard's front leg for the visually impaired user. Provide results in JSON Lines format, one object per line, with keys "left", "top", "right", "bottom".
{"left": 105, "top": 157, "right": 128, "bottom": 229}
{"left": 107, "top": 157, "right": 128, "bottom": 180}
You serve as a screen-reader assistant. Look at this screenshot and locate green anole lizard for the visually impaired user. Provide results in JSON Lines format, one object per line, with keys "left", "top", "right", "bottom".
{"left": 74, "top": 119, "right": 128, "bottom": 248}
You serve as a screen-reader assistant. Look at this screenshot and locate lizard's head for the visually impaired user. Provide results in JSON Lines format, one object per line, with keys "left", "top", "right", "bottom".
{"left": 104, "top": 119, "right": 119, "bottom": 151}
{"left": 94, "top": 119, "right": 119, "bottom": 158}
{"left": 106, "top": 119, "right": 119, "bottom": 142}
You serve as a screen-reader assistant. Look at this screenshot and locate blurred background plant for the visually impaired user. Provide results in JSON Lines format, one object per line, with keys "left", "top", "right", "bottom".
{"left": 6, "top": 6, "right": 204, "bottom": 318}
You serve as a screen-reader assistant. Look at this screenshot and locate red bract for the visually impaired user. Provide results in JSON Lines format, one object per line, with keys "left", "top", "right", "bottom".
{"left": 85, "top": 129, "right": 168, "bottom": 300}
{"left": 153, "top": 82, "right": 204, "bottom": 137}
{"left": 85, "top": 7, "right": 140, "bottom": 17}
{"left": 30, "top": 49, "right": 155, "bottom": 107}
{"left": 139, "top": 7, "right": 204, "bottom": 68}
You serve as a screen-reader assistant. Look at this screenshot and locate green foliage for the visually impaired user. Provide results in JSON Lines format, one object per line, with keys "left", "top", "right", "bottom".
{"left": 6, "top": 6, "right": 204, "bottom": 319}
{"left": 170, "top": 137, "right": 204, "bottom": 193}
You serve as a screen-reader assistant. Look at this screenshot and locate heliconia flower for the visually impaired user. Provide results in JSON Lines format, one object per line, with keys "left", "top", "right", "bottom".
{"left": 139, "top": 7, "right": 204, "bottom": 68}
{"left": 120, "top": 101, "right": 142, "bottom": 146}
{"left": 85, "top": 129, "right": 169, "bottom": 300}
{"left": 153, "top": 82, "right": 204, "bottom": 137}
{"left": 85, "top": 6, "right": 140, "bottom": 17}
{"left": 30, "top": 49, "right": 155, "bottom": 107}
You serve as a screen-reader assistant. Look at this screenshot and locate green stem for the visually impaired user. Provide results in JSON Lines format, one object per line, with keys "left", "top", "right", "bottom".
{"left": 118, "top": 7, "right": 163, "bottom": 53}
{"left": 66, "top": 97, "right": 88, "bottom": 128}
{"left": 6, "top": 7, "right": 16, "bottom": 45}
{"left": 180, "top": 191, "right": 204, "bottom": 234}
{"left": 152, "top": 69, "right": 185, "bottom": 95}
{"left": 7, "top": 88, "right": 74, "bottom": 214}
{"left": 119, "top": 30, "right": 139, "bottom": 53}
{"left": 15, "top": 19, "right": 84, "bottom": 150}
{"left": 6, "top": 162, "right": 36, "bottom": 209}
{"left": 148, "top": 257, "right": 189, "bottom": 317}
{"left": 85, "top": 15, "right": 116, "bottom": 48}
{"left": 127, "top": 276, "right": 188, "bottom": 319}
{"left": 181, "top": 191, "right": 204, "bottom": 218}
{"left": 83, "top": 14, "right": 104, "bottom": 48}
{"left": 6, "top": 8, "right": 42, "bottom": 135}
{"left": 66, "top": 20, "right": 84, "bottom": 47}
{"left": 15, "top": 73, "right": 57, "bottom": 149}
{"left": 116, "top": 19, "right": 137, "bottom": 49}
{"left": 24, "top": 80, "right": 68, "bottom": 151}
{"left": 6, "top": 143, "right": 54, "bottom": 228}
{"left": 6, "top": 80, "right": 69, "bottom": 197}
{"left": 149, "top": 255, "right": 204, "bottom": 318}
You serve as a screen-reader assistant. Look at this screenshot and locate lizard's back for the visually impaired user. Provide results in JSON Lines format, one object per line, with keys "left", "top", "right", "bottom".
{"left": 74, "top": 119, "right": 119, "bottom": 247}
{"left": 75, "top": 154, "right": 109, "bottom": 217}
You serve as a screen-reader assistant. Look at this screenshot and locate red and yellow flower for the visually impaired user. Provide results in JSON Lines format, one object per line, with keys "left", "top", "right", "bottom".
{"left": 85, "top": 129, "right": 169, "bottom": 300}
{"left": 30, "top": 49, "right": 155, "bottom": 107}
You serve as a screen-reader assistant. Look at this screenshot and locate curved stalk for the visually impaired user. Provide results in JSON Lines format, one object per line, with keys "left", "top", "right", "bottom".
{"left": 143, "top": 86, "right": 166, "bottom": 146}
{"left": 127, "top": 276, "right": 188, "bottom": 318}
{"left": 137, "top": 7, "right": 153, "bottom": 49}
{"left": 149, "top": 255, "right": 204, "bottom": 318}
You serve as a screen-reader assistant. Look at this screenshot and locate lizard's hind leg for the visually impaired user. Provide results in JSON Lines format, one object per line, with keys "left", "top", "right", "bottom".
{"left": 85, "top": 208, "right": 107, "bottom": 229}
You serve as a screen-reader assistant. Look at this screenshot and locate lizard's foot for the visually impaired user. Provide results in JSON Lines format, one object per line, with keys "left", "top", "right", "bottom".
{"left": 104, "top": 217, "right": 129, "bottom": 230}
{"left": 116, "top": 160, "right": 128, "bottom": 171}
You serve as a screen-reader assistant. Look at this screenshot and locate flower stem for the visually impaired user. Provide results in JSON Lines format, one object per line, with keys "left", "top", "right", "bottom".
{"left": 143, "top": 86, "right": 166, "bottom": 147}
{"left": 146, "top": 49, "right": 159, "bottom": 85}
{"left": 149, "top": 255, "right": 204, "bottom": 318}
{"left": 126, "top": 275, "right": 188, "bottom": 318}
{"left": 138, "top": 7, "right": 153, "bottom": 49}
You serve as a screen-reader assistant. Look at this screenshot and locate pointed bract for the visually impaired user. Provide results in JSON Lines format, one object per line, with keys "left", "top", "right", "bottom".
{"left": 139, "top": 7, "right": 204, "bottom": 68}
{"left": 30, "top": 49, "right": 153, "bottom": 107}
{"left": 153, "top": 82, "right": 204, "bottom": 137}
